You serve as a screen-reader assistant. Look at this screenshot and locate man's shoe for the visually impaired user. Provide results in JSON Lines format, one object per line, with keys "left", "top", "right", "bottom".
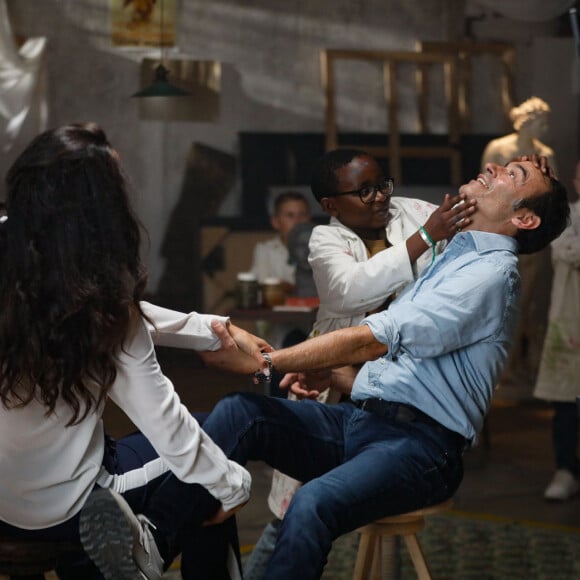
{"left": 80, "top": 487, "right": 164, "bottom": 579}
{"left": 543, "top": 469, "right": 580, "bottom": 501}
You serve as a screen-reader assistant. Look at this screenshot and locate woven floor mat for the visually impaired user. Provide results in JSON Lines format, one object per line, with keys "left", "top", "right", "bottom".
{"left": 320, "top": 513, "right": 580, "bottom": 579}
{"left": 123, "top": 512, "right": 580, "bottom": 579}
{"left": 236, "top": 513, "right": 580, "bottom": 579}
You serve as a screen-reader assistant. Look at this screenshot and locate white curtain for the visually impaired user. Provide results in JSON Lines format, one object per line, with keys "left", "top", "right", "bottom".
{"left": 469, "top": 0, "right": 575, "bottom": 22}
{"left": 0, "top": 0, "right": 47, "bottom": 159}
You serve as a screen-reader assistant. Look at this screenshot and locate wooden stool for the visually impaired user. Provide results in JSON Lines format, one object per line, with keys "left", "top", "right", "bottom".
{"left": 0, "top": 537, "right": 84, "bottom": 579}
{"left": 353, "top": 499, "right": 452, "bottom": 580}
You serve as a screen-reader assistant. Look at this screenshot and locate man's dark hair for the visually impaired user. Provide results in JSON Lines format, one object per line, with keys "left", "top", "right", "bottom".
{"left": 310, "top": 148, "right": 370, "bottom": 203}
{"left": 272, "top": 191, "right": 309, "bottom": 215}
{"left": 514, "top": 176, "right": 570, "bottom": 254}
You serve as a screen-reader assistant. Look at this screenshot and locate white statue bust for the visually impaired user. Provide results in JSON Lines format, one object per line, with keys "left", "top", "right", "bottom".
{"left": 481, "top": 96, "right": 557, "bottom": 173}
{"left": 483, "top": 96, "right": 557, "bottom": 398}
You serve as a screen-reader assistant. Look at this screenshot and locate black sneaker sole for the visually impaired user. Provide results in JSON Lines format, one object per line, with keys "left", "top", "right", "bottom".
{"left": 79, "top": 488, "right": 145, "bottom": 580}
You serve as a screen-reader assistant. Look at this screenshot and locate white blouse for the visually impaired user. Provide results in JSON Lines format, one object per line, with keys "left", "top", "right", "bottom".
{"left": 0, "top": 302, "right": 251, "bottom": 529}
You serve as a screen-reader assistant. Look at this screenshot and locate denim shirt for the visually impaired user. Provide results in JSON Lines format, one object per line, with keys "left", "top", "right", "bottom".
{"left": 352, "top": 231, "right": 520, "bottom": 442}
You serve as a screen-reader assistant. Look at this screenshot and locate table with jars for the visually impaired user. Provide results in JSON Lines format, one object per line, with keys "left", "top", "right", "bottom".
{"left": 229, "top": 271, "right": 318, "bottom": 346}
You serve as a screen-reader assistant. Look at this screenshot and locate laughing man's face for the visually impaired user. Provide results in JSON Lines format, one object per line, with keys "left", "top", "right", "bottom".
{"left": 459, "top": 160, "right": 550, "bottom": 236}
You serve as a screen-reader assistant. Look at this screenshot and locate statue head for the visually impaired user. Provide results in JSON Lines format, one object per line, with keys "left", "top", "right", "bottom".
{"left": 509, "top": 96, "right": 550, "bottom": 135}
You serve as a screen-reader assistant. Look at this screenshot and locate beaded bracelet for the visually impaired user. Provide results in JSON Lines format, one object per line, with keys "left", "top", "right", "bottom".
{"left": 419, "top": 226, "right": 436, "bottom": 264}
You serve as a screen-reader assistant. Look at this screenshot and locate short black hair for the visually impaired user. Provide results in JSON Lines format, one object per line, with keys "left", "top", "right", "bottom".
{"left": 310, "top": 148, "right": 370, "bottom": 203}
{"left": 513, "top": 176, "right": 570, "bottom": 254}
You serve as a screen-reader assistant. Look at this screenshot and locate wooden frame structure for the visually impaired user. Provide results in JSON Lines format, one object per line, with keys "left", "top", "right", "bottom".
{"left": 419, "top": 41, "right": 516, "bottom": 133}
{"left": 322, "top": 49, "right": 461, "bottom": 186}
{"left": 322, "top": 43, "right": 516, "bottom": 187}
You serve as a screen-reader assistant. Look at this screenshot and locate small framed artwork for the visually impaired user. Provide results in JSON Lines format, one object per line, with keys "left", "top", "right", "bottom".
{"left": 110, "top": 0, "right": 176, "bottom": 47}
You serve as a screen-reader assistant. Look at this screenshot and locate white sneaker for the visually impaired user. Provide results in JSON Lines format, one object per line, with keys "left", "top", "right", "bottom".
{"left": 80, "top": 487, "right": 164, "bottom": 579}
{"left": 543, "top": 469, "right": 580, "bottom": 501}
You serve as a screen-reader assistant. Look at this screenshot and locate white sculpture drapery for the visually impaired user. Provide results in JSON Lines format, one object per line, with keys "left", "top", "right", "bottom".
{"left": 0, "top": 0, "right": 47, "bottom": 159}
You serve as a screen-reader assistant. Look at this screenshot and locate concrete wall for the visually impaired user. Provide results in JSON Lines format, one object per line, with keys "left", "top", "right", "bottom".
{"left": 5, "top": 0, "right": 463, "bottom": 292}
{"left": 6, "top": 0, "right": 577, "bottom": 297}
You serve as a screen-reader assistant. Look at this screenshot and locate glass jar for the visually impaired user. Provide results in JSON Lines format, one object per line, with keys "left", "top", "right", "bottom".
{"left": 236, "top": 272, "right": 259, "bottom": 309}
{"left": 261, "top": 277, "right": 286, "bottom": 308}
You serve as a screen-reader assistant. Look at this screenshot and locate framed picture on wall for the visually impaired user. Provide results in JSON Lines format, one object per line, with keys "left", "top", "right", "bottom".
{"left": 110, "top": 0, "right": 176, "bottom": 47}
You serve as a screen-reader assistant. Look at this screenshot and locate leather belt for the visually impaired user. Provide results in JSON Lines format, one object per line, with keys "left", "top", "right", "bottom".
{"left": 354, "top": 398, "right": 466, "bottom": 451}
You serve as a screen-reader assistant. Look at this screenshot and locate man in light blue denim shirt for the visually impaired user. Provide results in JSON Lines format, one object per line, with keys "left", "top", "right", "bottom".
{"left": 355, "top": 229, "right": 520, "bottom": 443}
{"left": 204, "top": 158, "right": 570, "bottom": 579}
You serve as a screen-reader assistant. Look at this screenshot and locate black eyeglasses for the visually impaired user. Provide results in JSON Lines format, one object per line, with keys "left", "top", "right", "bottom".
{"left": 327, "top": 177, "right": 394, "bottom": 205}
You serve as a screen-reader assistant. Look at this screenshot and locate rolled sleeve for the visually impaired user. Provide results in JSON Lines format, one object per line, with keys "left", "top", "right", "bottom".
{"left": 364, "top": 258, "right": 511, "bottom": 359}
{"left": 361, "top": 311, "right": 401, "bottom": 361}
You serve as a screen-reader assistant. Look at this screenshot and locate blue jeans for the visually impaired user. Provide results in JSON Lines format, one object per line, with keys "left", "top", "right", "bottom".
{"left": 243, "top": 518, "right": 280, "bottom": 579}
{"left": 202, "top": 393, "right": 464, "bottom": 580}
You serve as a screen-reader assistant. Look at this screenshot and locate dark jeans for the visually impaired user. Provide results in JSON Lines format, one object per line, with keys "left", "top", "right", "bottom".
{"left": 552, "top": 401, "right": 580, "bottom": 476}
{"left": 0, "top": 411, "right": 240, "bottom": 580}
{"left": 202, "top": 393, "right": 464, "bottom": 580}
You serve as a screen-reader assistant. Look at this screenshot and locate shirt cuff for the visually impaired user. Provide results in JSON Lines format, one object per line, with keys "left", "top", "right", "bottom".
{"left": 361, "top": 311, "right": 400, "bottom": 360}
{"left": 140, "top": 301, "right": 230, "bottom": 351}
{"left": 220, "top": 462, "right": 252, "bottom": 511}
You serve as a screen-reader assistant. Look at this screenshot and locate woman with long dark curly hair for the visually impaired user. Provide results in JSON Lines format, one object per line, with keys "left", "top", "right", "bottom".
{"left": 0, "top": 123, "right": 268, "bottom": 579}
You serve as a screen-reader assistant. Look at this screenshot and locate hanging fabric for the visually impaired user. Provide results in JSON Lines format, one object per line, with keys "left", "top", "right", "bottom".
{"left": 0, "top": 0, "right": 48, "bottom": 164}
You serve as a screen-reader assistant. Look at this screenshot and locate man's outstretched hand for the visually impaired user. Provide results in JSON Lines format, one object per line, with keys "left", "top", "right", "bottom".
{"left": 198, "top": 321, "right": 271, "bottom": 376}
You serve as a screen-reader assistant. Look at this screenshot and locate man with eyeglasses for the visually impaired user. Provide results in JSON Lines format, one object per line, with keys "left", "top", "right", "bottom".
{"left": 243, "top": 148, "right": 477, "bottom": 578}
{"left": 203, "top": 155, "right": 569, "bottom": 579}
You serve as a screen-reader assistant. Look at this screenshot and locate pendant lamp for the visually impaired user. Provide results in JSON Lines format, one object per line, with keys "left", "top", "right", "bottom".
{"left": 131, "top": 0, "right": 190, "bottom": 98}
